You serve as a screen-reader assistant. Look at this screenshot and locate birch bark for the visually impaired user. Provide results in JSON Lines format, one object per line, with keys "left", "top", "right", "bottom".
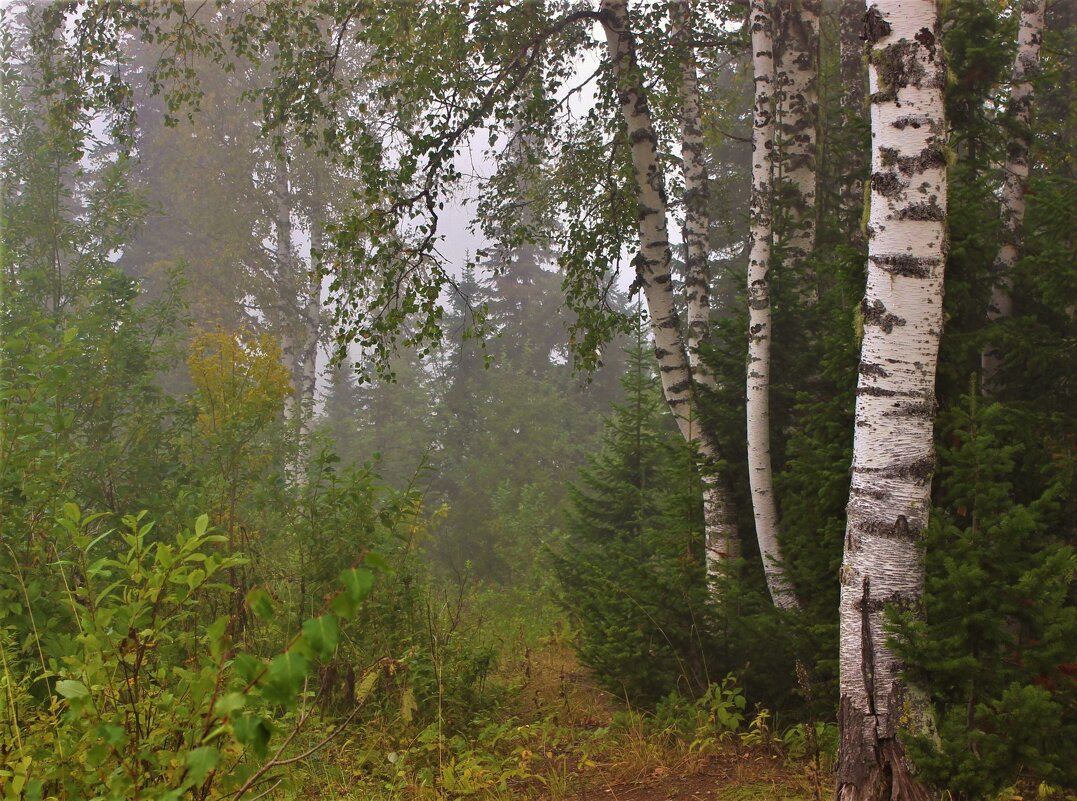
{"left": 670, "top": 0, "right": 738, "bottom": 579}
{"left": 276, "top": 157, "right": 322, "bottom": 444}
{"left": 275, "top": 159, "right": 302, "bottom": 426}
{"left": 672, "top": 0, "right": 716, "bottom": 393}
{"left": 774, "top": 0, "right": 820, "bottom": 286}
{"left": 982, "top": 0, "right": 1046, "bottom": 386}
{"left": 299, "top": 212, "right": 324, "bottom": 434}
{"left": 600, "top": 0, "right": 739, "bottom": 574}
{"left": 836, "top": 2, "right": 947, "bottom": 798}
{"left": 746, "top": 0, "right": 798, "bottom": 610}
{"left": 839, "top": 0, "right": 868, "bottom": 237}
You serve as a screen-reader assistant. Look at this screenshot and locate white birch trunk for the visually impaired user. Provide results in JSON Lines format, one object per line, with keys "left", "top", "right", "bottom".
{"left": 982, "top": 0, "right": 1046, "bottom": 385}
{"left": 840, "top": 0, "right": 869, "bottom": 237}
{"left": 747, "top": 0, "right": 798, "bottom": 610}
{"left": 275, "top": 159, "right": 302, "bottom": 427}
{"left": 299, "top": 215, "right": 324, "bottom": 436}
{"left": 774, "top": 0, "right": 820, "bottom": 289}
{"left": 836, "top": 3, "right": 947, "bottom": 798}
{"left": 673, "top": 0, "right": 717, "bottom": 392}
{"left": 600, "top": 0, "right": 739, "bottom": 574}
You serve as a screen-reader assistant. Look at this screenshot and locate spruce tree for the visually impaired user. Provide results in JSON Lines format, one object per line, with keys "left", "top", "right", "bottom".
{"left": 892, "top": 387, "right": 1076, "bottom": 797}
{"left": 552, "top": 318, "right": 714, "bottom": 704}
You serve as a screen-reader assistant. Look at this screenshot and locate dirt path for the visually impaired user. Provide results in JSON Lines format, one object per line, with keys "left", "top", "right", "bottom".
{"left": 562, "top": 752, "right": 820, "bottom": 801}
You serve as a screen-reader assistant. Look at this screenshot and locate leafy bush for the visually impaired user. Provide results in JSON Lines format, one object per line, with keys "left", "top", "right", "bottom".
{"left": 0, "top": 505, "right": 383, "bottom": 800}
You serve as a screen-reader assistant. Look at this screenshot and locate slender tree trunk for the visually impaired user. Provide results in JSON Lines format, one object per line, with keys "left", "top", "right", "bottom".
{"left": 275, "top": 158, "right": 302, "bottom": 426}
{"left": 836, "top": 3, "right": 947, "bottom": 798}
{"left": 839, "top": 0, "right": 868, "bottom": 239}
{"left": 774, "top": 0, "right": 821, "bottom": 294}
{"left": 671, "top": 0, "right": 738, "bottom": 583}
{"left": 746, "top": 0, "right": 798, "bottom": 610}
{"left": 300, "top": 213, "right": 324, "bottom": 434}
{"left": 982, "top": 0, "right": 1046, "bottom": 386}
{"left": 600, "top": 0, "right": 739, "bottom": 574}
{"left": 673, "top": 0, "right": 716, "bottom": 393}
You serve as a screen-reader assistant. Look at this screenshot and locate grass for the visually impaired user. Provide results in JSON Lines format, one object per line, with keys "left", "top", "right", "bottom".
{"left": 268, "top": 590, "right": 823, "bottom": 801}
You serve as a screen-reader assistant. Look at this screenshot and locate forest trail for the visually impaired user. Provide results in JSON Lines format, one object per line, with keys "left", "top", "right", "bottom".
{"left": 507, "top": 641, "right": 820, "bottom": 801}
{"left": 558, "top": 752, "right": 816, "bottom": 800}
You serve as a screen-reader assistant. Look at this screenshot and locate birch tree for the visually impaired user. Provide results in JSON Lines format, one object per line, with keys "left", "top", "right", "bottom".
{"left": 774, "top": 0, "right": 821, "bottom": 287}
{"left": 839, "top": 0, "right": 869, "bottom": 234}
{"left": 746, "top": 0, "right": 798, "bottom": 609}
{"left": 45, "top": 0, "right": 746, "bottom": 575}
{"left": 600, "top": 0, "right": 739, "bottom": 574}
{"left": 837, "top": 2, "right": 948, "bottom": 798}
{"left": 673, "top": 0, "right": 716, "bottom": 393}
{"left": 273, "top": 152, "right": 330, "bottom": 439}
{"left": 982, "top": 0, "right": 1047, "bottom": 385}
{"left": 672, "top": 0, "right": 741, "bottom": 581}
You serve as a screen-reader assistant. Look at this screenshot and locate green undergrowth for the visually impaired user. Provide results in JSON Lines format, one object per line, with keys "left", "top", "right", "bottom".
{"left": 263, "top": 592, "right": 838, "bottom": 801}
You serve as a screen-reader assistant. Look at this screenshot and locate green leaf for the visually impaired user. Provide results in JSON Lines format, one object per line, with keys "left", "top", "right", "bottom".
{"left": 97, "top": 723, "right": 125, "bottom": 747}
{"left": 245, "top": 588, "right": 274, "bottom": 621}
{"left": 331, "top": 591, "right": 358, "bottom": 618}
{"left": 62, "top": 502, "right": 81, "bottom": 523}
{"left": 213, "top": 692, "right": 246, "bottom": 718}
{"left": 341, "top": 567, "right": 374, "bottom": 603}
{"left": 362, "top": 551, "right": 392, "bottom": 573}
{"left": 55, "top": 679, "right": 89, "bottom": 699}
{"left": 354, "top": 664, "right": 381, "bottom": 705}
{"left": 263, "top": 651, "right": 309, "bottom": 707}
{"left": 401, "top": 686, "right": 417, "bottom": 723}
{"left": 232, "top": 715, "right": 272, "bottom": 759}
{"left": 194, "top": 513, "right": 209, "bottom": 538}
{"left": 233, "top": 653, "right": 263, "bottom": 683}
{"left": 301, "top": 614, "right": 339, "bottom": 661}
{"left": 206, "top": 615, "right": 231, "bottom": 661}
{"left": 185, "top": 746, "right": 220, "bottom": 784}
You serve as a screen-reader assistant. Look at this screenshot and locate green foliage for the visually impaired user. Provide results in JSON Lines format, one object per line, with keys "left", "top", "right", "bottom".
{"left": 0, "top": 505, "right": 385, "bottom": 800}
{"left": 552, "top": 323, "right": 717, "bottom": 704}
{"left": 892, "top": 390, "right": 1076, "bottom": 798}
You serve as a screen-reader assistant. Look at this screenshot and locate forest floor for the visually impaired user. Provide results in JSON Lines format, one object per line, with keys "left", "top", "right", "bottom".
{"left": 521, "top": 643, "right": 821, "bottom": 801}
{"left": 557, "top": 753, "right": 815, "bottom": 801}
{"left": 285, "top": 607, "right": 822, "bottom": 801}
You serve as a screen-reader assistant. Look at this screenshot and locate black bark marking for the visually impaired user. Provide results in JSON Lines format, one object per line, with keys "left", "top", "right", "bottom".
{"left": 872, "top": 170, "right": 903, "bottom": 197}
{"left": 860, "top": 577, "right": 878, "bottom": 722}
{"left": 865, "top": 588, "right": 923, "bottom": 615}
{"left": 898, "top": 200, "right": 945, "bottom": 221}
{"left": 857, "top": 385, "right": 901, "bottom": 397}
{"left": 850, "top": 484, "right": 888, "bottom": 500}
{"left": 856, "top": 456, "right": 935, "bottom": 484}
{"left": 861, "top": 298, "right": 906, "bottom": 333}
{"left": 862, "top": 6, "right": 891, "bottom": 45}
{"left": 914, "top": 27, "right": 936, "bottom": 59}
{"left": 883, "top": 400, "right": 935, "bottom": 418}
{"left": 892, "top": 145, "right": 947, "bottom": 175}
{"left": 871, "top": 254, "right": 938, "bottom": 279}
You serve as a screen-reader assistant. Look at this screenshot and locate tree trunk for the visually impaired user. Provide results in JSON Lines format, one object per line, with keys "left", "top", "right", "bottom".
{"left": 774, "top": 0, "right": 820, "bottom": 294}
{"left": 300, "top": 212, "right": 324, "bottom": 434}
{"left": 982, "top": 0, "right": 1046, "bottom": 386}
{"left": 747, "top": 0, "right": 798, "bottom": 610}
{"left": 836, "top": 2, "right": 947, "bottom": 799}
{"left": 275, "top": 158, "right": 302, "bottom": 426}
{"left": 671, "top": 0, "right": 737, "bottom": 585}
{"left": 673, "top": 0, "right": 716, "bottom": 393}
{"left": 839, "top": 0, "right": 868, "bottom": 239}
{"left": 599, "top": 0, "right": 739, "bottom": 574}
